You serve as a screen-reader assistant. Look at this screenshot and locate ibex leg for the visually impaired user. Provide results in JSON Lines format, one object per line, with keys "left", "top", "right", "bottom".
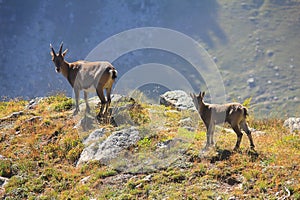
{"left": 240, "top": 120, "right": 255, "bottom": 149}
{"left": 96, "top": 88, "right": 106, "bottom": 119}
{"left": 73, "top": 88, "right": 80, "bottom": 115}
{"left": 232, "top": 125, "right": 243, "bottom": 151}
{"left": 84, "top": 91, "right": 90, "bottom": 113}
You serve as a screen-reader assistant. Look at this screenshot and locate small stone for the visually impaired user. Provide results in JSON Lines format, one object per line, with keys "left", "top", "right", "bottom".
{"left": 26, "top": 97, "right": 43, "bottom": 110}
{"left": 247, "top": 78, "right": 255, "bottom": 88}
{"left": 80, "top": 176, "right": 90, "bottom": 184}
{"left": 136, "top": 183, "right": 143, "bottom": 188}
{"left": 213, "top": 56, "right": 218, "bottom": 62}
{"left": 143, "top": 174, "right": 153, "bottom": 182}
{"left": 266, "top": 49, "right": 274, "bottom": 57}
{"left": 273, "top": 66, "right": 279, "bottom": 71}
{"left": 0, "top": 176, "right": 9, "bottom": 187}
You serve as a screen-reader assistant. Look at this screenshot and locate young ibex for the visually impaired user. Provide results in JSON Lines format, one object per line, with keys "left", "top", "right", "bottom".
{"left": 50, "top": 42, "right": 117, "bottom": 119}
{"left": 190, "top": 91, "right": 255, "bottom": 151}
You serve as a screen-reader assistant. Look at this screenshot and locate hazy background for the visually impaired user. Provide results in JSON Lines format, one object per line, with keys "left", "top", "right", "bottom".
{"left": 0, "top": 0, "right": 299, "bottom": 118}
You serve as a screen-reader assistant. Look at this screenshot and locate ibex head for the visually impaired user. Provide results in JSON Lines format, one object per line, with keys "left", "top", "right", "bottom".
{"left": 50, "top": 42, "right": 68, "bottom": 73}
{"left": 190, "top": 91, "right": 205, "bottom": 111}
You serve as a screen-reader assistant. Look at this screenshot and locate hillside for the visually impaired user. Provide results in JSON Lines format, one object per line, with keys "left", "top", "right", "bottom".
{"left": 0, "top": 94, "right": 299, "bottom": 199}
{"left": 0, "top": 0, "right": 300, "bottom": 118}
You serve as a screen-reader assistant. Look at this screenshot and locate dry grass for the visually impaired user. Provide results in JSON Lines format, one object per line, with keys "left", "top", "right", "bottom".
{"left": 0, "top": 95, "right": 299, "bottom": 199}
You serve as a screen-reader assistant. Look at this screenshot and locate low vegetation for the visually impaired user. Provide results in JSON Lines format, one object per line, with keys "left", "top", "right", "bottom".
{"left": 0, "top": 94, "right": 299, "bottom": 199}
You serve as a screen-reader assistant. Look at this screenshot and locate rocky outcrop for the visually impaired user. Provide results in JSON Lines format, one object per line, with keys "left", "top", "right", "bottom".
{"left": 77, "top": 125, "right": 191, "bottom": 173}
{"left": 77, "top": 127, "right": 141, "bottom": 166}
{"left": 284, "top": 117, "right": 300, "bottom": 132}
{"left": 160, "top": 90, "right": 196, "bottom": 111}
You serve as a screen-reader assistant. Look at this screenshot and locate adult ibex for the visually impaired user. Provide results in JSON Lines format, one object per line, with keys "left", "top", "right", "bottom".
{"left": 190, "top": 91, "right": 255, "bottom": 151}
{"left": 50, "top": 42, "right": 117, "bottom": 119}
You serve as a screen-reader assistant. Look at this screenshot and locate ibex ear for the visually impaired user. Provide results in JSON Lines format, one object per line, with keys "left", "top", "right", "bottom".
{"left": 190, "top": 93, "right": 195, "bottom": 99}
{"left": 62, "top": 49, "right": 68, "bottom": 57}
{"left": 201, "top": 91, "right": 206, "bottom": 98}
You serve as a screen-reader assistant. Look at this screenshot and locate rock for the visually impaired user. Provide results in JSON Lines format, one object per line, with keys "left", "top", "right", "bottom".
{"left": 74, "top": 115, "right": 97, "bottom": 131}
{"left": 0, "top": 111, "right": 24, "bottom": 123}
{"left": 247, "top": 78, "right": 255, "bottom": 88}
{"left": 283, "top": 117, "right": 300, "bottom": 132}
{"left": 25, "top": 97, "right": 43, "bottom": 110}
{"left": 160, "top": 90, "right": 195, "bottom": 111}
{"left": 25, "top": 116, "right": 42, "bottom": 123}
{"left": 80, "top": 176, "right": 90, "bottom": 184}
{"left": 111, "top": 94, "right": 127, "bottom": 102}
{"left": 0, "top": 176, "right": 9, "bottom": 187}
{"left": 266, "top": 49, "right": 274, "bottom": 57}
{"left": 110, "top": 104, "right": 136, "bottom": 126}
{"left": 82, "top": 128, "right": 106, "bottom": 145}
{"left": 77, "top": 127, "right": 141, "bottom": 166}
{"left": 179, "top": 117, "right": 197, "bottom": 132}
{"left": 143, "top": 174, "right": 153, "bottom": 182}
{"left": 273, "top": 66, "right": 279, "bottom": 71}
{"left": 179, "top": 117, "right": 193, "bottom": 127}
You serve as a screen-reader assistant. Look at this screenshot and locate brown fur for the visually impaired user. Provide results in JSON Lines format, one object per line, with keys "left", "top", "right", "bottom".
{"left": 190, "top": 91, "right": 255, "bottom": 150}
{"left": 50, "top": 43, "right": 117, "bottom": 118}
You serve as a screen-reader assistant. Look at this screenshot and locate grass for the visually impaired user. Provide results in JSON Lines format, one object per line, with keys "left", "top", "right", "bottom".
{"left": 0, "top": 94, "right": 299, "bottom": 199}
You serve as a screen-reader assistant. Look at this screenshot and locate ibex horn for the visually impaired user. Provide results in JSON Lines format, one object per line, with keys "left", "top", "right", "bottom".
{"left": 59, "top": 42, "right": 64, "bottom": 55}
{"left": 50, "top": 43, "right": 56, "bottom": 55}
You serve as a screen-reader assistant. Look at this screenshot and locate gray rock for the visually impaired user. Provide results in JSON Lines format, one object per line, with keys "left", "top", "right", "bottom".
{"left": 247, "top": 78, "right": 255, "bottom": 88}
{"left": 0, "top": 111, "right": 24, "bottom": 123}
{"left": 179, "top": 117, "right": 193, "bottom": 127}
{"left": 110, "top": 104, "right": 136, "bottom": 126}
{"left": 179, "top": 117, "right": 197, "bottom": 132}
{"left": 25, "top": 97, "right": 44, "bottom": 110}
{"left": 77, "top": 127, "right": 141, "bottom": 166}
{"left": 83, "top": 128, "right": 106, "bottom": 145}
{"left": 160, "top": 90, "right": 195, "bottom": 111}
{"left": 74, "top": 115, "right": 97, "bottom": 131}
{"left": 80, "top": 176, "right": 91, "bottom": 184}
{"left": 284, "top": 117, "right": 300, "bottom": 132}
{"left": 25, "top": 116, "right": 42, "bottom": 123}
{"left": 0, "top": 176, "right": 9, "bottom": 187}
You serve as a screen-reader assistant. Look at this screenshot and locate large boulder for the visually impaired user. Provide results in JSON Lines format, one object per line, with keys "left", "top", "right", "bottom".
{"left": 77, "top": 127, "right": 141, "bottom": 166}
{"left": 283, "top": 117, "right": 300, "bottom": 132}
{"left": 160, "top": 90, "right": 196, "bottom": 111}
{"left": 77, "top": 126, "right": 191, "bottom": 173}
